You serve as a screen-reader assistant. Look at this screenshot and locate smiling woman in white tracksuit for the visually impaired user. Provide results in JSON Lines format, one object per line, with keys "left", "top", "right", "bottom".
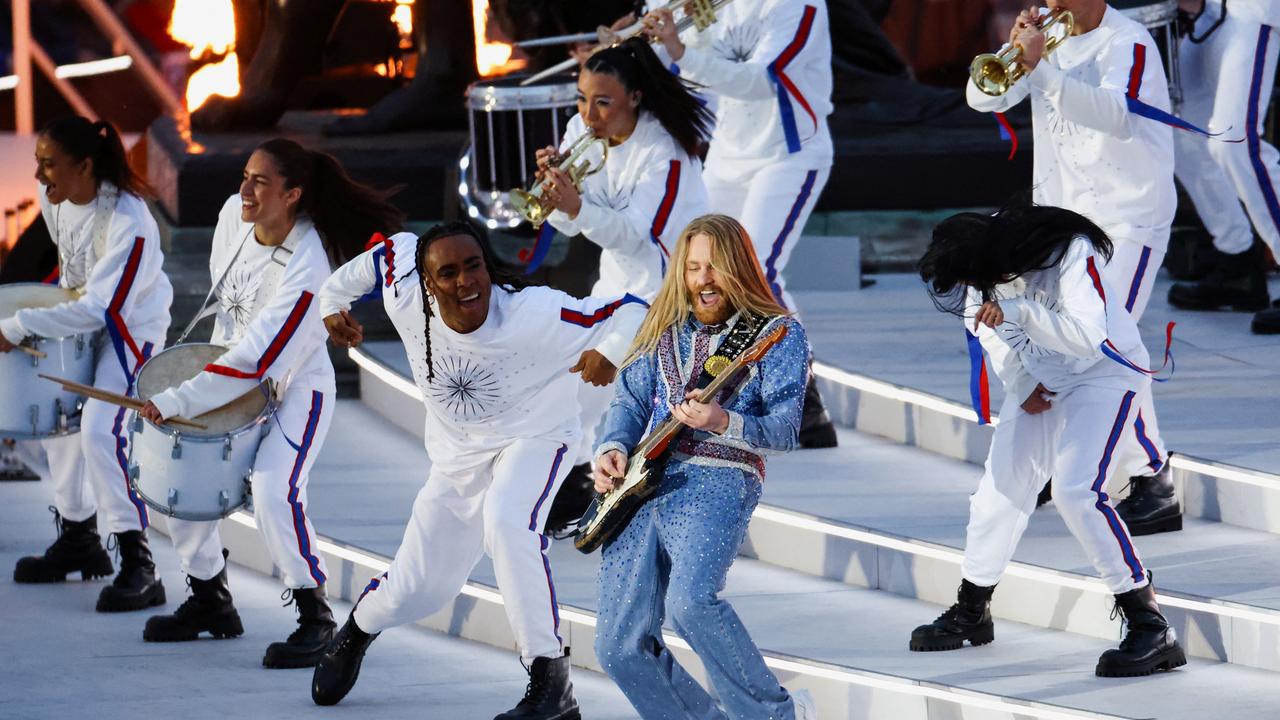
{"left": 537, "top": 37, "right": 710, "bottom": 483}
{"left": 1169, "top": 0, "right": 1280, "bottom": 333}
{"left": 912, "top": 204, "right": 1186, "bottom": 679}
{"left": 138, "top": 138, "right": 405, "bottom": 671}
{"left": 311, "top": 222, "right": 645, "bottom": 719}
{"left": 966, "top": 0, "right": 1179, "bottom": 533}
{"left": 5, "top": 116, "right": 172, "bottom": 615}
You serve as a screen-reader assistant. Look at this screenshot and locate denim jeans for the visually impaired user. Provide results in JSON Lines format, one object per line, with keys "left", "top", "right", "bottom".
{"left": 594, "top": 464, "right": 797, "bottom": 720}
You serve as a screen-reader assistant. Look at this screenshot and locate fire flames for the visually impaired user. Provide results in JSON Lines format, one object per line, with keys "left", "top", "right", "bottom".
{"left": 168, "top": 0, "right": 240, "bottom": 111}
{"left": 472, "top": 0, "right": 526, "bottom": 77}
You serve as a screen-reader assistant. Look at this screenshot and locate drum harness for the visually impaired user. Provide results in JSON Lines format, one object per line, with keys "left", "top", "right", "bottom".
{"left": 1184, "top": 0, "right": 1227, "bottom": 43}
{"left": 175, "top": 219, "right": 312, "bottom": 448}
{"left": 50, "top": 181, "right": 119, "bottom": 295}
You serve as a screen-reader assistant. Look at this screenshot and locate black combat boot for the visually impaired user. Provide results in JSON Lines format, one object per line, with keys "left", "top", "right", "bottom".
{"left": 1168, "top": 241, "right": 1270, "bottom": 312}
{"left": 494, "top": 654, "right": 581, "bottom": 720}
{"left": 544, "top": 464, "right": 595, "bottom": 539}
{"left": 263, "top": 586, "right": 338, "bottom": 668}
{"left": 14, "top": 507, "right": 113, "bottom": 583}
{"left": 1116, "top": 466, "right": 1182, "bottom": 536}
{"left": 143, "top": 560, "right": 243, "bottom": 641}
{"left": 1096, "top": 582, "right": 1186, "bottom": 677}
{"left": 910, "top": 579, "right": 996, "bottom": 651}
{"left": 1252, "top": 305, "right": 1280, "bottom": 334}
{"left": 798, "top": 373, "right": 838, "bottom": 449}
{"left": 96, "top": 530, "right": 166, "bottom": 612}
{"left": 312, "top": 614, "right": 379, "bottom": 706}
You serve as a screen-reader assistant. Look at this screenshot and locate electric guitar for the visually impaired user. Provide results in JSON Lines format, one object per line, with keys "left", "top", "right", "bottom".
{"left": 574, "top": 322, "right": 788, "bottom": 554}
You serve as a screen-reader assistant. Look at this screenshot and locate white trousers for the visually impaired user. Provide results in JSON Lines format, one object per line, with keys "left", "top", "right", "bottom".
{"left": 706, "top": 161, "right": 830, "bottom": 311}
{"left": 1175, "top": 8, "right": 1280, "bottom": 254}
{"left": 962, "top": 385, "right": 1150, "bottom": 594}
{"left": 1101, "top": 242, "right": 1168, "bottom": 479}
{"left": 19, "top": 342, "right": 158, "bottom": 533}
{"left": 353, "top": 438, "right": 571, "bottom": 661}
{"left": 166, "top": 386, "right": 332, "bottom": 588}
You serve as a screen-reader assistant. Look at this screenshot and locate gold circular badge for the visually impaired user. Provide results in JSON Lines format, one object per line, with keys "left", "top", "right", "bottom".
{"left": 704, "top": 355, "right": 730, "bottom": 377}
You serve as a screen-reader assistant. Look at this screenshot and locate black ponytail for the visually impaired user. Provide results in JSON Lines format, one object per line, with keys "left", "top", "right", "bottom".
{"left": 41, "top": 115, "right": 150, "bottom": 197}
{"left": 411, "top": 220, "right": 525, "bottom": 383}
{"left": 583, "top": 37, "right": 712, "bottom": 158}
{"left": 919, "top": 201, "right": 1114, "bottom": 317}
{"left": 254, "top": 138, "right": 406, "bottom": 266}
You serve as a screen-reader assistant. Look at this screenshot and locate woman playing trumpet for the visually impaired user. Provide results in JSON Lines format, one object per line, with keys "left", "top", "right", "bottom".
{"left": 534, "top": 36, "right": 711, "bottom": 507}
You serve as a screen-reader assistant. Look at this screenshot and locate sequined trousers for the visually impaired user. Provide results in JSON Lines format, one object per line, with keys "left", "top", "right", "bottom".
{"left": 594, "top": 461, "right": 799, "bottom": 720}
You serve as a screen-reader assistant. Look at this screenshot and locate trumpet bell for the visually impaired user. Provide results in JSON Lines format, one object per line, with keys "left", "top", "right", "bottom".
{"left": 970, "top": 52, "right": 1015, "bottom": 97}
{"left": 510, "top": 188, "right": 550, "bottom": 226}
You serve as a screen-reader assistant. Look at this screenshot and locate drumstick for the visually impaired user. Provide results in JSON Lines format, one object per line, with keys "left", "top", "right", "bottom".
{"left": 15, "top": 344, "right": 46, "bottom": 359}
{"left": 36, "top": 374, "right": 208, "bottom": 430}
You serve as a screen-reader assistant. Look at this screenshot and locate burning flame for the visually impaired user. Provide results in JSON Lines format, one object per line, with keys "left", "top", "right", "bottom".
{"left": 472, "top": 0, "right": 526, "bottom": 77}
{"left": 168, "top": 0, "right": 240, "bottom": 111}
{"left": 392, "top": 0, "right": 414, "bottom": 42}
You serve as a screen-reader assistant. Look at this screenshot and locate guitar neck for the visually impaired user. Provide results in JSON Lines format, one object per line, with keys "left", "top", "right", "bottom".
{"left": 633, "top": 348, "right": 751, "bottom": 459}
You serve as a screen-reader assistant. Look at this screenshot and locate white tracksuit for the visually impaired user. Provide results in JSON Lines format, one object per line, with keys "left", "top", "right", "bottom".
{"left": 1, "top": 184, "right": 172, "bottom": 534}
{"left": 319, "top": 231, "right": 646, "bottom": 659}
{"left": 967, "top": 6, "right": 1174, "bottom": 479}
{"left": 150, "top": 195, "right": 334, "bottom": 588}
{"left": 547, "top": 111, "right": 709, "bottom": 463}
{"left": 670, "top": 0, "right": 834, "bottom": 309}
{"left": 964, "top": 237, "right": 1151, "bottom": 594}
{"left": 1175, "top": 0, "right": 1280, "bottom": 255}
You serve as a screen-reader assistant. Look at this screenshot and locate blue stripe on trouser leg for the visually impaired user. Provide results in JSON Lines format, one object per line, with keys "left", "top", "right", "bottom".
{"left": 1090, "top": 391, "right": 1147, "bottom": 584}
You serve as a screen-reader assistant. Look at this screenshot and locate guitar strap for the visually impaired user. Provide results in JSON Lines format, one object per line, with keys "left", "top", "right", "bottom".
{"left": 689, "top": 313, "right": 774, "bottom": 392}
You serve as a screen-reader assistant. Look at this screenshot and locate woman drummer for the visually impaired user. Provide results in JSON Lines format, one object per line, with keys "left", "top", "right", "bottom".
{"left": 5, "top": 115, "right": 173, "bottom": 614}
{"left": 138, "top": 138, "right": 403, "bottom": 668}
{"left": 535, "top": 36, "right": 712, "bottom": 526}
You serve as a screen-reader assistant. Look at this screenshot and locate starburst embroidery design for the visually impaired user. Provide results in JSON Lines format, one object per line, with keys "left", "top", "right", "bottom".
{"left": 219, "top": 266, "right": 259, "bottom": 336}
{"left": 428, "top": 355, "right": 501, "bottom": 418}
{"left": 715, "top": 22, "right": 761, "bottom": 63}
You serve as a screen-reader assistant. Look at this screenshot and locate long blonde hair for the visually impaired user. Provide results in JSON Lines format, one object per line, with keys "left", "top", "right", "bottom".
{"left": 623, "top": 214, "right": 790, "bottom": 365}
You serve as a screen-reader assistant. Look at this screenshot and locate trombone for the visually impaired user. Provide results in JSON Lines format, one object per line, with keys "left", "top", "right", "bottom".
{"left": 520, "top": 0, "right": 736, "bottom": 86}
{"left": 510, "top": 132, "right": 610, "bottom": 227}
{"left": 970, "top": 9, "right": 1074, "bottom": 96}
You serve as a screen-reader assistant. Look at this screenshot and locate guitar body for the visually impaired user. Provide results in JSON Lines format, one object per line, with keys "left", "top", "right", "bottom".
{"left": 573, "top": 454, "right": 666, "bottom": 554}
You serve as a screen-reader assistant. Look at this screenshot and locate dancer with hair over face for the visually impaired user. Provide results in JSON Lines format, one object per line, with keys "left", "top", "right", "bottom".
{"left": 7, "top": 116, "right": 172, "bottom": 614}
{"left": 911, "top": 204, "right": 1185, "bottom": 679}
{"left": 139, "top": 139, "right": 404, "bottom": 669}
{"left": 312, "top": 222, "right": 644, "bottom": 719}
{"left": 591, "top": 214, "right": 817, "bottom": 720}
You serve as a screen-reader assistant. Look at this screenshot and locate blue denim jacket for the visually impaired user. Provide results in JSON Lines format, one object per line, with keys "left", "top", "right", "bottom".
{"left": 595, "top": 313, "right": 810, "bottom": 482}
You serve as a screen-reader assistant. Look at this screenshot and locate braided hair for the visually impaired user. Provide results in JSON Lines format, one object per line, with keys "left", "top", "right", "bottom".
{"left": 412, "top": 221, "right": 526, "bottom": 382}
{"left": 41, "top": 116, "right": 151, "bottom": 196}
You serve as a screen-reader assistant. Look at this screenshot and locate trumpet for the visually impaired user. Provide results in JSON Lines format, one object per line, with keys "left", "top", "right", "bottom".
{"left": 970, "top": 9, "right": 1074, "bottom": 96}
{"left": 519, "top": 0, "right": 736, "bottom": 86}
{"left": 510, "top": 132, "right": 610, "bottom": 227}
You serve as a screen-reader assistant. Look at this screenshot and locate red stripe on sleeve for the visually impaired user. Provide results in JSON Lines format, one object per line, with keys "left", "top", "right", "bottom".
{"left": 1086, "top": 256, "right": 1107, "bottom": 302}
{"left": 1127, "top": 43, "right": 1146, "bottom": 99}
{"left": 648, "top": 160, "right": 681, "bottom": 256}
{"left": 106, "top": 237, "right": 146, "bottom": 364}
{"left": 204, "top": 291, "right": 314, "bottom": 379}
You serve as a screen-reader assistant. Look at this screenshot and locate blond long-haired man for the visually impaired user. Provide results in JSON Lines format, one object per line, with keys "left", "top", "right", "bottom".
{"left": 591, "top": 215, "right": 817, "bottom": 719}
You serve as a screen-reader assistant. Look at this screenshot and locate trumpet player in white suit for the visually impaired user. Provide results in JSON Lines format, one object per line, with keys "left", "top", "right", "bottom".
{"left": 643, "top": 0, "right": 839, "bottom": 448}
{"left": 966, "top": 0, "right": 1181, "bottom": 536}
{"left": 1168, "top": 0, "right": 1280, "bottom": 334}
{"left": 535, "top": 36, "right": 711, "bottom": 511}
{"left": 138, "top": 139, "right": 405, "bottom": 670}
{"left": 6, "top": 116, "right": 172, "bottom": 614}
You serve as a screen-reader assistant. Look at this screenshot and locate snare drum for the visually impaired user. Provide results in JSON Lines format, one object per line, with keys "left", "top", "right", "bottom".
{"left": 460, "top": 73, "right": 578, "bottom": 228}
{"left": 127, "top": 343, "right": 276, "bottom": 521}
{"left": 0, "top": 283, "right": 96, "bottom": 437}
{"left": 1115, "top": 0, "right": 1183, "bottom": 109}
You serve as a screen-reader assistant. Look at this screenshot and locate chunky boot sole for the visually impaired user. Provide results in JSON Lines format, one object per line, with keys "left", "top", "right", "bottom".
{"left": 799, "top": 422, "right": 838, "bottom": 449}
{"left": 14, "top": 553, "right": 114, "bottom": 583}
{"left": 1123, "top": 511, "right": 1183, "bottom": 537}
{"left": 96, "top": 581, "right": 167, "bottom": 613}
{"left": 263, "top": 642, "right": 330, "bottom": 669}
{"left": 143, "top": 612, "right": 245, "bottom": 642}
{"left": 909, "top": 624, "right": 995, "bottom": 652}
{"left": 1096, "top": 646, "right": 1188, "bottom": 677}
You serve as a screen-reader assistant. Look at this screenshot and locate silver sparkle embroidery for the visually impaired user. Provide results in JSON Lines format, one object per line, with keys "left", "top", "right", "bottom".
{"left": 219, "top": 266, "right": 260, "bottom": 337}
{"left": 714, "top": 21, "right": 761, "bottom": 63}
{"left": 428, "top": 354, "right": 501, "bottom": 418}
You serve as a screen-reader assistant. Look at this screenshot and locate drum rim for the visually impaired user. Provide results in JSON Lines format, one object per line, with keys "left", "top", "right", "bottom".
{"left": 0, "top": 281, "right": 98, "bottom": 343}
{"left": 134, "top": 342, "right": 277, "bottom": 439}
{"left": 467, "top": 74, "right": 578, "bottom": 110}
{"left": 129, "top": 478, "right": 248, "bottom": 521}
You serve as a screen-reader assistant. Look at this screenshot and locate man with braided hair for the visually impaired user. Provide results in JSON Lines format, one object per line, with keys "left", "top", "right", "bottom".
{"left": 312, "top": 221, "right": 645, "bottom": 719}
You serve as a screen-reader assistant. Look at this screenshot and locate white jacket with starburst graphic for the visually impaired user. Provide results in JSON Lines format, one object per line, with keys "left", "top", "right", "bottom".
{"left": 967, "top": 237, "right": 1150, "bottom": 407}
{"left": 319, "top": 231, "right": 647, "bottom": 468}
{"left": 966, "top": 6, "right": 1175, "bottom": 251}
{"left": 150, "top": 195, "right": 334, "bottom": 421}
